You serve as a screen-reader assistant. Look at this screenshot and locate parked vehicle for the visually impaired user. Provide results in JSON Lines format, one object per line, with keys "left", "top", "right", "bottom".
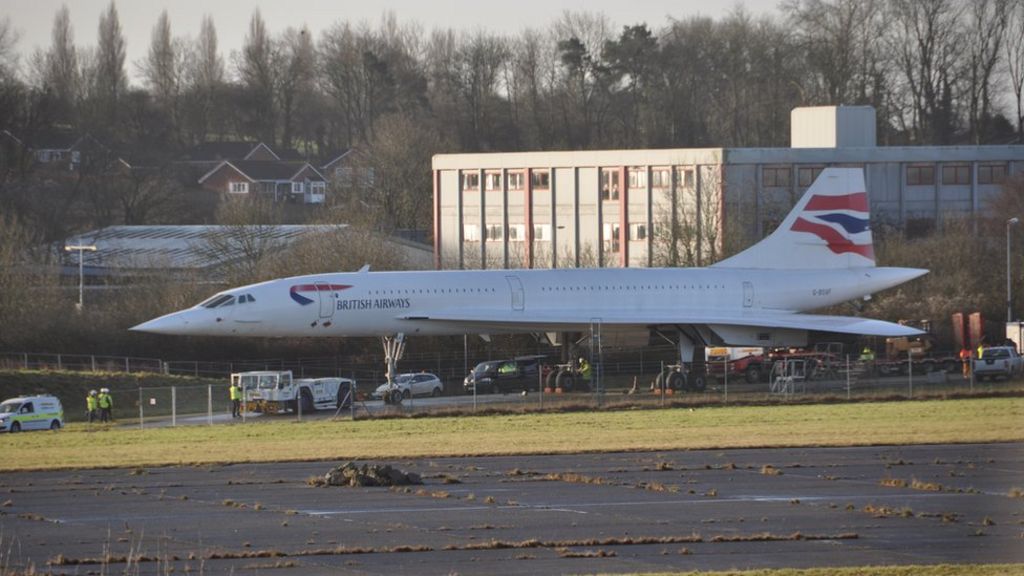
{"left": 464, "top": 356, "right": 545, "bottom": 394}
{"left": 0, "top": 395, "right": 64, "bottom": 432}
{"left": 973, "top": 346, "right": 1023, "bottom": 381}
{"left": 706, "top": 347, "right": 767, "bottom": 383}
{"left": 372, "top": 373, "right": 444, "bottom": 400}
{"left": 237, "top": 371, "right": 355, "bottom": 413}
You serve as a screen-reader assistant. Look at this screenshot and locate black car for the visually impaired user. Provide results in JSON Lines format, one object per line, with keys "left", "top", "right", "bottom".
{"left": 463, "top": 355, "right": 545, "bottom": 394}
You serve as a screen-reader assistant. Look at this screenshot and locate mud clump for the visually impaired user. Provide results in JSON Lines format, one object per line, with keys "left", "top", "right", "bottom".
{"left": 317, "top": 462, "right": 423, "bottom": 487}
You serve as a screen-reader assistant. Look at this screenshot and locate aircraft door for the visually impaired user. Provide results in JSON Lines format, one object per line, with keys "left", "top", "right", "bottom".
{"left": 742, "top": 281, "right": 754, "bottom": 308}
{"left": 316, "top": 282, "right": 336, "bottom": 319}
{"left": 506, "top": 276, "right": 525, "bottom": 311}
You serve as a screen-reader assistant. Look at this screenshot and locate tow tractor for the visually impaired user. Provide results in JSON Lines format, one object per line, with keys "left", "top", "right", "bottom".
{"left": 235, "top": 370, "right": 355, "bottom": 414}
{"left": 705, "top": 347, "right": 767, "bottom": 383}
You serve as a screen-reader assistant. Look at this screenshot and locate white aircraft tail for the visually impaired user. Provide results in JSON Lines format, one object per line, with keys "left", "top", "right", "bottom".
{"left": 713, "top": 167, "right": 874, "bottom": 270}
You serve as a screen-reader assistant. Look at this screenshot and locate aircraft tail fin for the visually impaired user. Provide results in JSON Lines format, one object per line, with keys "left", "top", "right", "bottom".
{"left": 713, "top": 167, "right": 874, "bottom": 270}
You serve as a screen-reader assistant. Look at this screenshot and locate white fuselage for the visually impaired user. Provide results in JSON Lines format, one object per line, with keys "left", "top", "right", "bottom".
{"left": 134, "top": 266, "right": 923, "bottom": 338}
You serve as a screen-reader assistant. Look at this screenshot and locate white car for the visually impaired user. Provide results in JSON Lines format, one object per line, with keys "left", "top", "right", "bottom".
{"left": 0, "top": 395, "right": 64, "bottom": 432}
{"left": 372, "top": 373, "right": 444, "bottom": 400}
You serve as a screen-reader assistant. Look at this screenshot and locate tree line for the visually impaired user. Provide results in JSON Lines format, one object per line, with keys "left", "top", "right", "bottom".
{"left": 1, "top": 1, "right": 1023, "bottom": 358}
{"left": 2, "top": 1, "right": 1023, "bottom": 165}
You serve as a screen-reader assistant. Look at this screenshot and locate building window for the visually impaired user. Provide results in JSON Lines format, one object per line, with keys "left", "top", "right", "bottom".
{"left": 507, "top": 224, "right": 526, "bottom": 242}
{"left": 462, "top": 172, "right": 479, "bottom": 190}
{"left": 508, "top": 172, "right": 524, "bottom": 190}
{"left": 906, "top": 165, "right": 935, "bottom": 186}
{"left": 464, "top": 224, "right": 480, "bottom": 242}
{"left": 601, "top": 169, "right": 620, "bottom": 200}
{"left": 484, "top": 173, "right": 502, "bottom": 191}
{"left": 978, "top": 164, "right": 1007, "bottom": 185}
{"left": 942, "top": 165, "right": 970, "bottom": 185}
{"left": 676, "top": 167, "right": 695, "bottom": 188}
{"left": 603, "top": 223, "right": 621, "bottom": 252}
{"left": 531, "top": 170, "right": 550, "bottom": 188}
{"left": 292, "top": 182, "right": 304, "bottom": 194}
{"left": 628, "top": 168, "right": 646, "bottom": 189}
{"left": 651, "top": 169, "right": 670, "bottom": 188}
{"left": 629, "top": 223, "right": 647, "bottom": 241}
{"left": 533, "top": 224, "right": 551, "bottom": 241}
{"left": 485, "top": 224, "right": 503, "bottom": 242}
{"left": 763, "top": 166, "right": 791, "bottom": 188}
{"left": 229, "top": 182, "right": 249, "bottom": 194}
{"left": 310, "top": 181, "right": 325, "bottom": 194}
{"left": 798, "top": 166, "right": 824, "bottom": 187}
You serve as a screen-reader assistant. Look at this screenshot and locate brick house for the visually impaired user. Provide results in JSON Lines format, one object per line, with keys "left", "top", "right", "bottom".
{"left": 198, "top": 160, "right": 328, "bottom": 204}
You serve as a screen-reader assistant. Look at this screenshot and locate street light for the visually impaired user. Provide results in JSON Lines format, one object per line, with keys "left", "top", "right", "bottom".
{"left": 1009, "top": 217, "right": 1020, "bottom": 323}
{"left": 64, "top": 239, "right": 97, "bottom": 311}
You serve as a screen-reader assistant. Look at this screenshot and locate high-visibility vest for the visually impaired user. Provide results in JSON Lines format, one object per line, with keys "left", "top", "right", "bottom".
{"left": 230, "top": 385, "right": 242, "bottom": 401}
{"left": 87, "top": 396, "right": 98, "bottom": 411}
{"left": 977, "top": 345, "right": 984, "bottom": 359}
{"left": 98, "top": 394, "right": 112, "bottom": 409}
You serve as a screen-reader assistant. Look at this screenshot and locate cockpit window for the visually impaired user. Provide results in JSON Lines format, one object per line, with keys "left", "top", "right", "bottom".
{"left": 200, "top": 294, "right": 233, "bottom": 308}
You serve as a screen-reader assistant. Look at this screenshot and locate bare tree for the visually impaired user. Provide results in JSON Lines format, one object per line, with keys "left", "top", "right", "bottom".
{"left": 964, "top": 0, "right": 1011, "bottom": 143}
{"left": 182, "top": 14, "right": 225, "bottom": 143}
{"left": 1006, "top": 0, "right": 1024, "bottom": 139}
{"left": 236, "top": 9, "right": 277, "bottom": 144}
{"left": 886, "top": 0, "right": 965, "bottom": 143}
{"left": 199, "top": 197, "right": 287, "bottom": 285}
{"left": 276, "top": 27, "right": 316, "bottom": 151}
{"left": 140, "top": 10, "right": 181, "bottom": 134}
{"left": 41, "top": 5, "right": 78, "bottom": 123}
{"left": 95, "top": 1, "right": 127, "bottom": 130}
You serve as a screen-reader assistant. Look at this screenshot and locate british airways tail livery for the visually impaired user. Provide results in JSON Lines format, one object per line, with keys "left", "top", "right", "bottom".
{"left": 132, "top": 168, "right": 926, "bottom": 371}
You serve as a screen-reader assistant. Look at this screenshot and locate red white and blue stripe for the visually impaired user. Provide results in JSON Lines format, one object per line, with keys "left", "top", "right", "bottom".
{"left": 790, "top": 193, "right": 874, "bottom": 260}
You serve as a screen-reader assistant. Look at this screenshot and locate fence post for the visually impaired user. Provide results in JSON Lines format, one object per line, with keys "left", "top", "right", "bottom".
{"left": 91, "top": 356, "right": 96, "bottom": 372}
{"left": 22, "top": 353, "right": 28, "bottom": 369}
{"left": 723, "top": 356, "right": 728, "bottom": 405}
{"left": 125, "top": 357, "right": 130, "bottom": 373}
{"left": 846, "top": 355, "right": 851, "bottom": 400}
{"left": 208, "top": 385, "right": 213, "bottom": 426}
{"left": 297, "top": 388, "right": 302, "bottom": 422}
{"left": 57, "top": 354, "right": 63, "bottom": 371}
{"left": 138, "top": 387, "right": 144, "bottom": 430}
{"left": 194, "top": 361, "right": 199, "bottom": 378}
{"left": 907, "top": 349, "right": 913, "bottom": 398}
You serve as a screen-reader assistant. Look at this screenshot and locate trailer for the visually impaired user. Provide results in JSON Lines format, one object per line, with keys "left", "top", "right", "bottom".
{"left": 235, "top": 370, "right": 355, "bottom": 414}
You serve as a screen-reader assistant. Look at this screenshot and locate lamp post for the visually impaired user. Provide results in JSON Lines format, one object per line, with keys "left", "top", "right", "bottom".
{"left": 1009, "top": 217, "right": 1020, "bottom": 323}
{"left": 64, "top": 240, "right": 97, "bottom": 311}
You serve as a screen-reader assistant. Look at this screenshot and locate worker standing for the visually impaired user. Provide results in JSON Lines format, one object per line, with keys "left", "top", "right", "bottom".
{"left": 86, "top": 390, "right": 98, "bottom": 423}
{"left": 98, "top": 388, "right": 113, "bottom": 422}
{"left": 578, "top": 357, "right": 592, "bottom": 383}
{"left": 230, "top": 382, "right": 242, "bottom": 418}
{"left": 959, "top": 347, "right": 971, "bottom": 378}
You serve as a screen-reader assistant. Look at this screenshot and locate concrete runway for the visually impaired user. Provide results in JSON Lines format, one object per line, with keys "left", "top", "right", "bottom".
{"left": 1, "top": 443, "right": 1022, "bottom": 574}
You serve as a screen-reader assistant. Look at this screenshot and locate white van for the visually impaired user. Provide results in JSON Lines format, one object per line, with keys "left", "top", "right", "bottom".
{"left": 0, "top": 395, "right": 64, "bottom": 432}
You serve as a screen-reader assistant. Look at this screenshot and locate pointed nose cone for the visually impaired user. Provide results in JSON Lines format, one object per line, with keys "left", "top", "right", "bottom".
{"left": 130, "top": 310, "right": 198, "bottom": 335}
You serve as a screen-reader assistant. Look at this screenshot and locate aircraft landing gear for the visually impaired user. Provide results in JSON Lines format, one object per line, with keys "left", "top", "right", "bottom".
{"left": 381, "top": 334, "right": 406, "bottom": 405}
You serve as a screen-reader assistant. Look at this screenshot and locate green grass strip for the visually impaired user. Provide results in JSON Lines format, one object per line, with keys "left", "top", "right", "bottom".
{"left": 1, "top": 397, "right": 1021, "bottom": 471}
{"left": 629, "top": 564, "right": 1024, "bottom": 576}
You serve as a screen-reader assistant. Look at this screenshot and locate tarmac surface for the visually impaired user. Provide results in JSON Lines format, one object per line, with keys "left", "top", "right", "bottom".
{"left": 1, "top": 443, "right": 1022, "bottom": 574}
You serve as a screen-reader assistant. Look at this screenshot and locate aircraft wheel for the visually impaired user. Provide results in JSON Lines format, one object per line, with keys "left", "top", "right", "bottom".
{"left": 745, "top": 365, "right": 762, "bottom": 384}
{"left": 555, "top": 370, "right": 575, "bottom": 392}
{"left": 666, "top": 371, "right": 685, "bottom": 391}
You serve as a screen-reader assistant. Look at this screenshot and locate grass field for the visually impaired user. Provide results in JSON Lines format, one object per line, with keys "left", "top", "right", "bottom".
{"left": 1, "top": 396, "right": 1021, "bottom": 471}
{"left": 636, "top": 565, "right": 1024, "bottom": 576}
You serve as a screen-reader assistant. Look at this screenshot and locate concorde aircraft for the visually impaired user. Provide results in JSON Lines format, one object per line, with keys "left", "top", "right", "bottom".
{"left": 132, "top": 168, "right": 927, "bottom": 392}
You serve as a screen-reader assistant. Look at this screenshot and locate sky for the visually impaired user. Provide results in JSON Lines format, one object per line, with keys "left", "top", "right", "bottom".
{"left": 5, "top": 0, "right": 778, "bottom": 80}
